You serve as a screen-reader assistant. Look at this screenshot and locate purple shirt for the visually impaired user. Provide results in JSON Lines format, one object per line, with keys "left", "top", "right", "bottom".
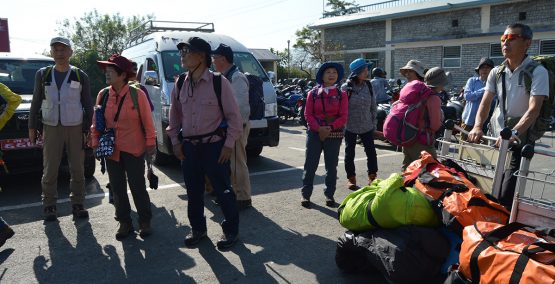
{"left": 166, "top": 68, "right": 242, "bottom": 148}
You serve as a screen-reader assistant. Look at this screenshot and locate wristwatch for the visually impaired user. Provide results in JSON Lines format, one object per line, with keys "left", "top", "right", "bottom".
{"left": 512, "top": 129, "right": 519, "bottom": 137}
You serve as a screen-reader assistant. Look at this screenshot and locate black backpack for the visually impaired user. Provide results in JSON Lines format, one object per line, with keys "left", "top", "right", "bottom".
{"left": 245, "top": 74, "right": 265, "bottom": 120}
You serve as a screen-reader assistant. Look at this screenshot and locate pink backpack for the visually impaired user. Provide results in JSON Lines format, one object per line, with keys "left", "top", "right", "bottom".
{"left": 383, "top": 80, "right": 434, "bottom": 146}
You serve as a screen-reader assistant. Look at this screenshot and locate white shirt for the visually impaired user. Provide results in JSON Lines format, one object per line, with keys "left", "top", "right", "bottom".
{"left": 485, "top": 56, "right": 548, "bottom": 135}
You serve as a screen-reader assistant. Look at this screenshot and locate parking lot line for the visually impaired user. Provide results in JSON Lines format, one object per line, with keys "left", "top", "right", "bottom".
{"left": 0, "top": 152, "right": 402, "bottom": 212}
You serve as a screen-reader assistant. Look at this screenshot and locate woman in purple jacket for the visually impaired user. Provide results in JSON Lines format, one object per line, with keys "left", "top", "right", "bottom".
{"left": 301, "top": 62, "right": 348, "bottom": 208}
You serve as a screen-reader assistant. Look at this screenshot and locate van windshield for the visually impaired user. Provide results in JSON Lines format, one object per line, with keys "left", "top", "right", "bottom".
{"left": 161, "top": 51, "right": 270, "bottom": 82}
{"left": 0, "top": 60, "right": 53, "bottom": 94}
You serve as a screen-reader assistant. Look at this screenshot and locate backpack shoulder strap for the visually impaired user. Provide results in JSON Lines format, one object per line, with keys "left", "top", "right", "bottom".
{"left": 176, "top": 72, "right": 186, "bottom": 101}
{"left": 213, "top": 73, "right": 223, "bottom": 115}
{"left": 100, "top": 87, "right": 110, "bottom": 109}
{"left": 68, "top": 66, "right": 81, "bottom": 83}
{"left": 42, "top": 66, "right": 53, "bottom": 84}
{"left": 365, "top": 80, "right": 373, "bottom": 96}
{"left": 128, "top": 85, "right": 140, "bottom": 110}
{"left": 521, "top": 60, "right": 541, "bottom": 94}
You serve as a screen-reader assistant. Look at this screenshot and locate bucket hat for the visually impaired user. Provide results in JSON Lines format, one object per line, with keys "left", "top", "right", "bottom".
{"left": 97, "top": 54, "right": 136, "bottom": 79}
{"left": 315, "top": 62, "right": 344, "bottom": 85}
{"left": 400, "top": 60, "right": 426, "bottom": 78}
{"left": 424, "top": 67, "right": 450, "bottom": 88}
{"left": 349, "top": 58, "right": 371, "bottom": 78}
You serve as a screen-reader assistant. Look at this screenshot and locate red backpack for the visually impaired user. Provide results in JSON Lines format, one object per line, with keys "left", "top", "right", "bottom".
{"left": 383, "top": 80, "right": 434, "bottom": 146}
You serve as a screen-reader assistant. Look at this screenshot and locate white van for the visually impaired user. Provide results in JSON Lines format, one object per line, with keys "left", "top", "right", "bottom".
{"left": 122, "top": 21, "right": 279, "bottom": 164}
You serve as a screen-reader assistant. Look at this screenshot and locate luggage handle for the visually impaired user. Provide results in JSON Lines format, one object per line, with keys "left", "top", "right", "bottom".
{"left": 523, "top": 242, "right": 555, "bottom": 263}
{"left": 483, "top": 222, "right": 554, "bottom": 243}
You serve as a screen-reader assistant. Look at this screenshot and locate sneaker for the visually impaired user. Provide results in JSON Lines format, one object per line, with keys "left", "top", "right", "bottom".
{"left": 139, "top": 221, "right": 152, "bottom": 238}
{"left": 43, "top": 205, "right": 57, "bottom": 221}
{"left": 72, "top": 204, "right": 89, "bottom": 219}
{"left": 184, "top": 230, "right": 207, "bottom": 247}
{"left": 325, "top": 198, "right": 337, "bottom": 208}
{"left": 0, "top": 225, "right": 15, "bottom": 247}
{"left": 115, "top": 222, "right": 134, "bottom": 240}
{"left": 237, "top": 199, "right": 252, "bottom": 210}
{"left": 216, "top": 234, "right": 238, "bottom": 250}
{"left": 301, "top": 197, "right": 311, "bottom": 208}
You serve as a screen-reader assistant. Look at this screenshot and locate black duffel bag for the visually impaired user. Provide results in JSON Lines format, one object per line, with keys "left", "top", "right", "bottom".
{"left": 336, "top": 226, "right": 450, "bottom": 284}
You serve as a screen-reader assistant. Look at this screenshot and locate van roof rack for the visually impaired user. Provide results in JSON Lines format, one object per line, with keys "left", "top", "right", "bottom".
{"left": 127, "top": 20, "right": 215, "bottom": 48}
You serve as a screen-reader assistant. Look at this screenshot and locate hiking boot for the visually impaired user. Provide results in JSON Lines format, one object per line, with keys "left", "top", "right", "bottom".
{"left": 72, "top": 204, "right": 89, "bottom": 219}
{"left": 184, "top": 231, "right": 207, "bottom": 247}
{"left": 0, "top": 225, "right": 15, "bottom": 247}
{"left": 347, "top": 176, "right": 359, "bottom": 191}
{"left": 237, "top": 199, "right": 252, "bottom": 211}
{"left": 368, "top": 173, "right": 378, "bottom": 185}
{"left": 301, "top": 197, "right": 311, "bottom": 208}
{"left": 325, "top": 197, "right": 337, "bottom": 208}
{"left": 43, "top": 205, "right": 57, "bottom": 221}
{"left": 216, "top": 234, "right": 238, "bottom": 250}
{"left": 115, "top": 222, "right": 134, "bottom": 240}
{"left": 139, "top": 221, "right": 152, "bottom": 238}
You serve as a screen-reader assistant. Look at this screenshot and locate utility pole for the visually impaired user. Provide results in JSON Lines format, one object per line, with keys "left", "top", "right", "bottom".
{"left": 287, "top": 39, "right": 291, "bottom": 79}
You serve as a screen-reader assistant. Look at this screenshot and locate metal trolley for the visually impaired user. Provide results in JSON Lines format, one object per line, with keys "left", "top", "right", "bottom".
{"left": 510, "top": 145, "right": 555, "bottom": 228}
{"left": 437, "top": 120, "right": 514, "bottom": 198}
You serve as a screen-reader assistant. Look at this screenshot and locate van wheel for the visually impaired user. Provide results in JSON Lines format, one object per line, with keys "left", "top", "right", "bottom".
{"left": 246, "top": 145, "right": 263, "bottom": 157}
{"left": 84, "top": 149, "right": 96, "bottom": 178}
{"left": 152, "top": 142, "right": 173, "bottom": 166}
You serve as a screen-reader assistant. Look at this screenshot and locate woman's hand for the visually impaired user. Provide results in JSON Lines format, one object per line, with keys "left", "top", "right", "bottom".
{"left": 318, "top": 126, "right": 331, "bottom": 141}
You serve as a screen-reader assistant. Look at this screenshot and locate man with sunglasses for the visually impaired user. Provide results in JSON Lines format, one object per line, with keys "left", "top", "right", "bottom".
{"left": 468, "top": 23, "right": 549, "bottom": 209}
{"left": 166, "top": 37, "right": 243, "bottom": 249}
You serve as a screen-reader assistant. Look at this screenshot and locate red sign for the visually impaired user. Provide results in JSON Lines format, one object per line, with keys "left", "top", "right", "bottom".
{"left": 0, "top": 138, "right": 42, "bottom": 150}
{"left": 0, "top": 18, "right": 10, "bottom": 52}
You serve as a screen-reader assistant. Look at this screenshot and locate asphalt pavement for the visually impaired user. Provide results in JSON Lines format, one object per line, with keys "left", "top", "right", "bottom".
{"left": 0, "top": 122, "right": 553, "bottom": 283}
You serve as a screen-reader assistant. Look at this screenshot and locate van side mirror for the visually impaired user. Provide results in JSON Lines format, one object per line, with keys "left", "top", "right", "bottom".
{"left": 144, "top": 71, "right": 159, "bottom": 86}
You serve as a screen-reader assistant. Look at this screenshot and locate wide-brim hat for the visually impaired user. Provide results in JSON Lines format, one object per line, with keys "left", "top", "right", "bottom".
{"left": 177, "top": 37, "right": 212, "bottom": 54}
{"left": 97, "top": 54, "right": 136, "bottom": 79}
{"left": 424, "top": 67, "right": 451, "bottom": 88}
{"left": 475, "top": 57, "right": 495, "bottom": 73}
{"left": 348, "top": 58, "right": 371, "bottom": 78}
{"left": 316, "top": 62, "right": 344, "bottom": 85}
{"left": 400, "top": 60, "right": 425, "bottom": 78}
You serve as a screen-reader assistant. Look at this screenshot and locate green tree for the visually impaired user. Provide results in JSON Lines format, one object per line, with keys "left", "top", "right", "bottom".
{"left": 56, "top": 10, "right": 152, "bottom": 94}
{"left": 326, "top": 0, "right": 362, "bottom": 15}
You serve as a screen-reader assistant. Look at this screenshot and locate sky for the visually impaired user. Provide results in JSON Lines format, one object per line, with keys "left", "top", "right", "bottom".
{"left": 2, "top": 0, "right": 382, "bottom": 55}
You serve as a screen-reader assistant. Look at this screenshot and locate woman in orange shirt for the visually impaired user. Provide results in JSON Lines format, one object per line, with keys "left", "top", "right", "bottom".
{"left": 90, "top": 54, "right": 156, "bottom": 240}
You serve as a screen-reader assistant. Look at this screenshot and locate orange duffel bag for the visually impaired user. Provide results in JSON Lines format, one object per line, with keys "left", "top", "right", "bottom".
{"left": 459, "top": 222, "right": 555, "bottom": 284}
{"left": 404, "top": 151, "right": 509, "bottom": 235}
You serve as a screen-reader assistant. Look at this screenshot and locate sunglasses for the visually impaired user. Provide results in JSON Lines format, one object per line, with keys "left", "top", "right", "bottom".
{"left": 179, "top": 48, "right": 192, "bottom": 56}
{"left": 500, "top": 33, "right": 527, "bottom": 42}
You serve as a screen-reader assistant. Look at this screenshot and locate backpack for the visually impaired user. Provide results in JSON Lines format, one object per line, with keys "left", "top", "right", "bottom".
{"left": 403, "top": 151, "right": 510, "bottom": 236}
{"left": 345, "top": 79, "right": 373, "bottom": 100}
{"left": 496, "top": 55, "right": 555, "bottom": 142}
{"left": 459, "top": 222, "right": 555, "bottom": 284}
{"left": 0, "top": 82, "right": 22, "bottom": 131}
{"left": 226, "top": 66, "right": 265, "bottom": 120}
{"left": 383, "top": 80, "right": 435, "bottom": 146}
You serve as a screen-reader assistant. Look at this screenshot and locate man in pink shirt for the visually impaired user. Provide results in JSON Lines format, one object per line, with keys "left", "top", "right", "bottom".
{"left": 166, "top": 37, "right": 243, "bottom": 250}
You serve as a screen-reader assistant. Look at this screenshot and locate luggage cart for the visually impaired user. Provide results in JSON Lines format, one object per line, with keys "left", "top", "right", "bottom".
{"left": 437, "top": 120, "right": 514, "bottom": 198}
{"left": 510, "top": 144, "right": 555, "bottom": 228}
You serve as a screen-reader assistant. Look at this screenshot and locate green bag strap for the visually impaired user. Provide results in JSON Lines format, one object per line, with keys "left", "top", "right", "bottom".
{"left": 128, "top": 85, "right": 145, "bottom": 133}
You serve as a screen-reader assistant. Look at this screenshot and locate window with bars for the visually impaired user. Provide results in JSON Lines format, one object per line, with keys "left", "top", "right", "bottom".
{"left": 540, "top": 40, "right": 555, "bottom": 55}
{"left": 443, "top": 46, "right": 461, "bottom": 68}
{"left": 490, "top": 43, "right": 504, "bottom": 65}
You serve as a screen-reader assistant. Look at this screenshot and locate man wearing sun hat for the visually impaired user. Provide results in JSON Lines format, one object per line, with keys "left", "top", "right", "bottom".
{"left": 167, "top": 36, "right": 243, "bottom": 249}
{"left": 28, "top": 36, "right": 93, "bottom": 221}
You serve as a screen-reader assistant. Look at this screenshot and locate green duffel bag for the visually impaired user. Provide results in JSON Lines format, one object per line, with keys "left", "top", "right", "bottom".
{"left": 338, "top": 173, "right": 439, "bottom": 231}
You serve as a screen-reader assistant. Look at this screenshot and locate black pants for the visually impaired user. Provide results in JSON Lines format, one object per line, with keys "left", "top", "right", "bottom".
{"left": 344, "top": 130, "right": 378, "bottom": 178}
{"left": 106, "top": 152, "right": 152, "bottom": 224}
{"left": 499, "top": 143, "right": 525, "bottom": 210}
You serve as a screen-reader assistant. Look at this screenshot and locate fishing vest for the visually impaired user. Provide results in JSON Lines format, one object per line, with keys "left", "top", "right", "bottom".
{"left": 41, "top": 66, "right": 83, "bottom": 126}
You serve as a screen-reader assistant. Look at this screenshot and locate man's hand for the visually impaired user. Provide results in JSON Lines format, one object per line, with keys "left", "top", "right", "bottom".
{"left": 172, "top": 144, "right": 185, "bottom": 161}
{"left": 218, "top": 146, "right": 232, "bottom": 164}
{"left": 146, "top": 145, "right": 156, "bottom": 156}
{"left": 318, "top": 126, "right": 331, "bottom": 141}
{"left": 467, "top": 127, "right": 484, "bottom": 143}
{"left": 28, "top": 128, "right": 38, "bottom": 145}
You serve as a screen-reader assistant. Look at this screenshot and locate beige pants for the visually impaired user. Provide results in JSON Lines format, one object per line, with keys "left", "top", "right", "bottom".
{"left": 402, "top": 142, "right": 437, "bottom": 169}
{"left": 231, "top": 122, "right": 252, "bottom": 201}
{"left": 41, "top": 124, "right": 85, "bottom": 206}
